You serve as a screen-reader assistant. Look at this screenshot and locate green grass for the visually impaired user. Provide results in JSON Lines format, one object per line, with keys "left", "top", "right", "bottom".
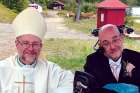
{"left": 41, "top": 38, "right": 140, "bottom": 71}
{"left": 0, "top": 4, "right": 17, "bottom": 23}
{"left": 64, "top": 15, "right": 140, "bottom": 34}
{"left": 42, "top": 38, "right": 95, "bottom": 71}
{"left": 133, "top": 22, "right": 140, "bottom": 32}
{"left": 126, "top": 16, "right": 140, "bottom": 32}
{"left": 124, "top": 37, "right": 140, "bottom": 51}
{"left": 64, "top": 17, "right": 96, "bottom": 34}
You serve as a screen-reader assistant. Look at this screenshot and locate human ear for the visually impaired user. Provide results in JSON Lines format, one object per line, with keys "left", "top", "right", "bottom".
{"left": 15, "top": 39, "right": 19, "bottom": 47}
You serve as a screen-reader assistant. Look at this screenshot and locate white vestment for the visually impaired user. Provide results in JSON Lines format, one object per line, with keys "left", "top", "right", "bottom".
{"left": 0, "top": 55, "right": 74, "bottom": 93}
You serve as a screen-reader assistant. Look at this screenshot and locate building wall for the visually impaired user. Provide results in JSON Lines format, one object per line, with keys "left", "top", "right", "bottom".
{"left": 97, "top": 8, "right": 125, "bottom": 28}
{"left": 131, "top": 7, "right": 140, "bottom": 16}
{"left": 106, "top": 9, "right": 125, "bottom": 26}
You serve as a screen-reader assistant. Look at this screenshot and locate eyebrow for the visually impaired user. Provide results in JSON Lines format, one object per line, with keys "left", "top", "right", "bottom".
{"left": 112, "top": 35, "right": 120, "bottom": 40}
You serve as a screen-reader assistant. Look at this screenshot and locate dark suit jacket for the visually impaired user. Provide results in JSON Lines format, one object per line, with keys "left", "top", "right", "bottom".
{"left": 84, "top": 49, "right": 140, "bottom": 93}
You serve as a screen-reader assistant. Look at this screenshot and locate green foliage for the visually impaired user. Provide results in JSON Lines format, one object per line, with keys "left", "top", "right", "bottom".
{"left": 17, "top": 0, "right": 29, "bottom": 12}
{"left": 64, "top": 0, "right": 76, "bottom": 11}
{"left": 125, "top": 16, "right": 134, "bottom": 27}
{"left": 136, "top": 0, "right": 140, "bottom": 6}
{"left": 81, "top": 3, "right": 96, "bottom": 13}
{"left": 1, "top": 0, "right": 29, "bottom": 12}
{"left": 125, "top": 16, "right": 140, "bottom": 32}
{"left": 30, "top": 0, "right": 140, "bottom": 12}
{"left": 0, "top": 3, "right": 17, "bottom": 23}
{"left": 127, "top": 0, "right": 138, "bottom": 6}
{"left": 121, "top": 0, "right": 128, "bottom": 4}
{"left": 64, "top": 0, "right": 96, "bottom": 13}
{"left": 0, "top": 0, "right": 49, "bottom": 12}
{"left": 83, "top": 0, "right": 102, "bottom": 3}
{"left": 131, "top": 16, "right": 140, "bottom": 32}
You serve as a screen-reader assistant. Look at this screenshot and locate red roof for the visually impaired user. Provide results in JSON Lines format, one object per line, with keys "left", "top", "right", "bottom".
{"left": 96, "top": 0, "right": 128, "bottom": 9}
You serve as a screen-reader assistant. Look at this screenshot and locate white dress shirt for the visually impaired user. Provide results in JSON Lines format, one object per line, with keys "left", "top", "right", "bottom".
{"left": 109, "top": 57, "right": 122, "bottom": 81}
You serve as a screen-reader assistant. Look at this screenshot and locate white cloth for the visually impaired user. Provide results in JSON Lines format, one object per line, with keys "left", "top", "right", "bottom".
{"left": 0, "top": 55, "right": 74, "bottom": 93}
{"left": 109, "top": 57, "right": 122, "bottom": 81}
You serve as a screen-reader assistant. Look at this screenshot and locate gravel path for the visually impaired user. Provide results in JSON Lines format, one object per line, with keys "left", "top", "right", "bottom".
{"left": 0, "top": 10, "right": 96, "bottom": 59}
{"left": 0, "top": 23, "right": 15, "bottom": 59}
{"left": 45, "top": 10, "right": 96, "bottom": 40}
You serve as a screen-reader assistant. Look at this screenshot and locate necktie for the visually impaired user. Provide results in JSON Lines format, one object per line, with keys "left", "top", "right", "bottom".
{"left": 110, "top": 63, "right": 120, "bottom": 81}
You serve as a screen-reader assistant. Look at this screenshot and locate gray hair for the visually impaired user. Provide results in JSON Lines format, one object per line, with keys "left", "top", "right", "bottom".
{"left": 99, "top": 24, "right": 120, "bottom": 34}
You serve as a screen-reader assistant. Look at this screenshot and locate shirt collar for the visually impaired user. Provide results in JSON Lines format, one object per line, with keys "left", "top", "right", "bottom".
{"left": 109, "top": 57, "right": 122, "bottom": 66}
{"left": 16, "top": 55, "right": 37, "bottom": 68}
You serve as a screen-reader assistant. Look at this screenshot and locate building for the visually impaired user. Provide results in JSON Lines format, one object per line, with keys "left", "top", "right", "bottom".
{"left": 47, "top": 1, "right": 64, "bottom": 10}
{"left": 96, "top": 0, "right": 128, "bottom": 28}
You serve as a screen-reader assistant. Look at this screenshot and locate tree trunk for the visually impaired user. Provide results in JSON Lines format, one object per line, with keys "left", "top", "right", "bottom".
{"left": 75, "top": 0, "right": 81, "bottom": 22}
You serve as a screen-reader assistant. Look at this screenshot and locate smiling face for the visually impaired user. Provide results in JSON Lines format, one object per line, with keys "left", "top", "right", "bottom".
{"left": 15, "top": 34, "right": 42, "bottom": 65}
{"left": 99, "top": 25, "right": 123, "bottom": 61}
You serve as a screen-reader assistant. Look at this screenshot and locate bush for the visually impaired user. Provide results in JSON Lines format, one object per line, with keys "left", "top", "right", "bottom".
{"left": 81, "top": 3, "right": 96, "bottom": 13}
{"left": 0, "top": 3, "right": 17, "bottom": 23}
{"left": 1, "top": 0, "right": 29, "bottom": 12}
{"left": 64, "top": 0, "right": 76, "bottom": 12}
{"left": 125, "top": 16, "right": 134, "bottom": 27}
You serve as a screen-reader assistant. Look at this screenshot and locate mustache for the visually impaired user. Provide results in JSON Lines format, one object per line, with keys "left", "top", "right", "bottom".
{"left": 23, "top": 50, "right": 37, "bottom": 55}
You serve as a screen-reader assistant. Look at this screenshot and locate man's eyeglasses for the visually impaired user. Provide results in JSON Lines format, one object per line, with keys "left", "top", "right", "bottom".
{"left": 17, "top": 40, "right": 42, "bottom": 49}
{"left": 101, "top": 36, "right": 121, "bottom": 49}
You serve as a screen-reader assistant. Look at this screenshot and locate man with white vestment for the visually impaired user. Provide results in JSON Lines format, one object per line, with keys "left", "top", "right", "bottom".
{"left": 0, "top": 7, "right": 73, "bottom": 93}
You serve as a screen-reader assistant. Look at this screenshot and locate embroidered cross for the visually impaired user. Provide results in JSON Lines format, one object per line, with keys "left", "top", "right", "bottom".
{"left": 15, "top": 75, "right": 33, "bottom": 93}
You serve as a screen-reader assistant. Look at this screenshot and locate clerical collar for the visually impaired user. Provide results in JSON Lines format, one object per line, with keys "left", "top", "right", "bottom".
{"left": 109, "top": 57, "right": 122, "bottom": 66}
{"left": 16, "top": 55, "right": 37, "bottom": 68}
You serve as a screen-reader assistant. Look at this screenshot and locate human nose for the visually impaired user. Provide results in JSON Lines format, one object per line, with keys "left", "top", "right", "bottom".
{"left": 27, "top": 44, "right": 34, "bottom": 50}
{"left": 109, "top": 42, "right": 115, "bottom": 49}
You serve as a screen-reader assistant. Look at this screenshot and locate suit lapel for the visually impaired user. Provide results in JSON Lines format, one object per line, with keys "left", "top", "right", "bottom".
{"left": 118, "top": 60, "right": 125, "bottom": 81}
{"left": 119, "top": 55, "right": 131, "bottom": 82}
{"left": 101, "top": 56, "right": 117, "bottom": 82}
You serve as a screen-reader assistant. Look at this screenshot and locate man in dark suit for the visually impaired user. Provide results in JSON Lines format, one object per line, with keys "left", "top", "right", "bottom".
{"left": 84, "top": 24, "right": 140, "bottom": 93}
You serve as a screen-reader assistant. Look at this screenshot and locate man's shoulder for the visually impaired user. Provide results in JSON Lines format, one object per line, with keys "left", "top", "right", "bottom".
{"left": 38, "top": 59, "right": 73, "bottom": 76}
{"left": 122, "top": 49, "right": 140, "bottom": 64}
{"left": 0, "top": 55, "right": 15, "bottom": 67}
{"left": 123, "top": 49, "right": 140, "bottom": 57}
{"left": 38, "top": 60, "right": 59, "bottom": 66}
{"left": 38, "top": 60, "right": 63, "bottom": 70}
{"left": 123, "top": 49, "right": 140, "bottom": 54}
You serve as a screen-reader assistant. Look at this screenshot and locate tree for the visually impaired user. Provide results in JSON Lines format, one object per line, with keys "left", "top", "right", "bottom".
{"left": 127, "top": 0, "right": 138, "bottom": 6}
{"left": 1, "top": 0, "right": 29, "bottom": 12}
{"left": 121, "top": 0, "right": 128, "bottom": 4}
{"left": 64, "top": 0, "right": 76, "bottom": 11}
{"left": 75, "top": 0, "right": 81, "bottom": 22}
{"left": 83, "top": 0, "right": 102, "bottom": 3}
{"left": 137, "top": 0, "right": 140, "bottom": 6}
{"left": 17, "top": 0, "right": 29, "bottom": 12}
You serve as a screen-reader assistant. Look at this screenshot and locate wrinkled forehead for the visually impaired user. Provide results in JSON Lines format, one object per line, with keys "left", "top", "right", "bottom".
{"left": 16, "top": 34, "right": 42, "bottom": 42}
